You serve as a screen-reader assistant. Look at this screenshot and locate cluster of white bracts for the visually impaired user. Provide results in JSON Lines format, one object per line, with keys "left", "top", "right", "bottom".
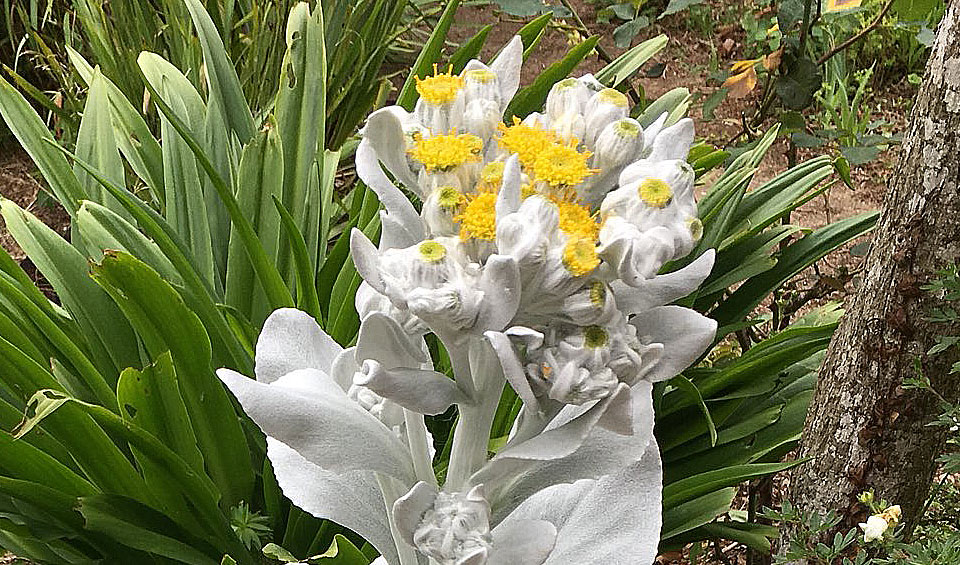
{"left": 218, "top": 36, "right": 717, "bottom": 565}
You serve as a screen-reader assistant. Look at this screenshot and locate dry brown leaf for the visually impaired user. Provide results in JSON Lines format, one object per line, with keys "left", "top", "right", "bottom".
{"left": 763, "top": 48, "right": 783, "bottom": 71}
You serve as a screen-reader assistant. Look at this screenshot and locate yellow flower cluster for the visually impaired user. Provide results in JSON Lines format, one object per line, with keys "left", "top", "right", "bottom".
{"left": 415, "top": 65, "right": 464, "bottom": 104}
{"left": 409, "top": 132, "right": 482, "bottom": 172}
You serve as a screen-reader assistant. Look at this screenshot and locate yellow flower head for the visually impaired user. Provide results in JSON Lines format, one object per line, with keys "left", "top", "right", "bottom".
{"left": 638, "top": 178, "right": 673, "bottom": 208}
{"left": 533, "top": 140, "right": 596, "bottom": 187}
{"left": 563, "top": 235, "right": 600, "bottom": 276}
{"left": 409, "top": 132, "right": 482, "bottom": 172}
{"left": 415, "top": 64, "right": 464, "bottom": 104}
{"left": 418, "top": 240, "right": 447, "bottom": 263}
{"left": 479, "top": 161, "right": 506, "bottom": 191}
{"left": 435, "top": 186, "right": 465, "bottom": 209}
{"left": 498, "top": 117, "right": 557, "bottom": 169}
{"left": 456, "top": 192, "right": 498, "bottom": 241}
{"left": 583, "top": 325, "right": 609, "bottom": 348}
{"left": 552, "top": 196, "right": 599, "bottom": 240}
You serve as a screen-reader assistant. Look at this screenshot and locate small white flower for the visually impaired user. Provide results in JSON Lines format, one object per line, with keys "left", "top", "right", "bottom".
{"left": 859, "top": 515, "right": 888, "bottom": 542}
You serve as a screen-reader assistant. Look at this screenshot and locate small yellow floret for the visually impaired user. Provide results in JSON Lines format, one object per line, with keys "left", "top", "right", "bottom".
{"left": 533, "top": 141, "right": 596, "bottom": 187}
{"left": 498, "top": 118, "right": 557, "bottom": 169}
{"left": 456, "top": 192, "right": 498, "bottom": 241}
{"left": 553, "top": 198, "right": 599, "bottom": 240}
{"left": 418, "top": 240, "right": 447, "bottom": 263}
{"left": 520, "top": 184, "right": 538, "bottom": 199}
{"left": 583, "top": 325, "right": 609, "bottom": 348}
{"left": 409, "top": 132, "right": 482, "bottom": 172}
{"left": 479, "top": 161, "right": 506, "bottom": 190}
{"left": 465, "top": 69, "right": 496, "bottom": 83}
{"left": 589, "top": 280, "right": 607, "bottom": 308}
{"left": 613, "top": 119, "right": 641, "bottom": 138}
{"left": 638, "top": 178, "right": 673, "bottom": 208}
{"left": 435, "top": 186, "right": 465, "bottom": 209}
{"left": 598, "top": 88, "right": 629, "bottom": 107}
{"left": 415, "top": 65, "right": 464, "bottom": 104}
{"left": 563, "top": 236, "right": 600, "bottom": 276}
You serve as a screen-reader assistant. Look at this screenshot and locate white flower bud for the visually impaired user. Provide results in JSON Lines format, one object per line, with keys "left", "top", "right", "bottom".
{"left": 584, "top": 88, "right": 630, "bottom": 149}
{"left": 463, "top": 67, "right": 502, "bottom": 108}
{"left": 546, "top": 77, "right": 591, "bottom": 120}
{"left": 423, "top": 186, "right": 465, "bottom": 237}
{"left": 414, "top": 92, "right": 466, "bottom": 135}
{"left": 593, "top": 118, "right": 644, "bottom": 173}
{"left": 413, "top": 486, "right": 492, "bottom": 565}
{"left": 347, "top": 377, "right": 405, "bottom": 429}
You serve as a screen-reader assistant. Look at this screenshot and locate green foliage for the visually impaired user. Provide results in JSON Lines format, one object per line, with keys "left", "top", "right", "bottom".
{"left": 1, "top": 0, "right": 416, "bottom": 150}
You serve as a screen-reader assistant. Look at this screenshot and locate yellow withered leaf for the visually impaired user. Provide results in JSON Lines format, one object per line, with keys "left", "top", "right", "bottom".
{"left": 722, "top": 61, "right": 759, "bottom": 99}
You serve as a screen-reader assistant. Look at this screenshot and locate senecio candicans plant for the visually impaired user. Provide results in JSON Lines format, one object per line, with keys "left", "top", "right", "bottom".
{"left": 218, "top": 36, "right": 717, "bottom": 565}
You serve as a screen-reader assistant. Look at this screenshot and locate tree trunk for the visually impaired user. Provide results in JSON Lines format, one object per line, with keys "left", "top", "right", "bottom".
{"left": 787, "top": 0, "right": 960, "bottom": 536}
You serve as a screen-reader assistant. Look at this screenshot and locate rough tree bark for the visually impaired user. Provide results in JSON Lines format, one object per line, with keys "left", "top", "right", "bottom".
{"left": 787, "top": 0, "right": 960, "bottom": 536}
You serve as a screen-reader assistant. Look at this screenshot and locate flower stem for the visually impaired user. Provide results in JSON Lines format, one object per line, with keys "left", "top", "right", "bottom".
{"left": 404, "top": 408, "right": 437, "bottom": 486}
{"left": 377, "top": 474, "right": 421, "bottom": 565}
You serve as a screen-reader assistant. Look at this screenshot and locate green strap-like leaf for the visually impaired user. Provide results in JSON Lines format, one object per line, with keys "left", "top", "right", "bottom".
{"left": 0, "top": 199, "right": 140, "bottom": 384}
{"left": 396, "top": 0, "right": 462, "bottom": 111}
{"left": 181, "top": 0, "right": 256, "bottom": 143}
{"left": 0, "top": 76, "right": 85, "bottom": 214}
{"left": 595, "top": 34, "right": 668, "bottom": 87}
{"left": 91, "top": 251, "right": 255, "bottom": 510}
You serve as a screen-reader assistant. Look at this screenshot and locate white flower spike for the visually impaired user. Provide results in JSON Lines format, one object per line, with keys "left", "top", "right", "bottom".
{"left": 219, "top": 35, "right": 715, "bottom": 565}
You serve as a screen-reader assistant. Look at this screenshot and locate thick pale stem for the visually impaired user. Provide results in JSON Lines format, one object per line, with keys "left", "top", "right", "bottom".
{"left": 444, "top": 337, "right": 504, "bottom": 490}
{"left": 377, "top": 474, "right": 421, "bottom": 565}
{"left": 405, "top": 408, "right": 437, "bottom": 486}
{"left": 445, "top": 402, "right": 499, "bottom": 490}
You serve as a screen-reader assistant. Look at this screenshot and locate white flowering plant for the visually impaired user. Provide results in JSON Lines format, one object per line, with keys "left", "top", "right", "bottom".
{"left": 218, "top": 36, "right": 719, "bottom": 565}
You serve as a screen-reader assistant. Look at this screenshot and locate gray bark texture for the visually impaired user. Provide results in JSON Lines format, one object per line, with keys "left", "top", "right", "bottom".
{"left": 788, "top": 0, "right": 960, "bottom": 534}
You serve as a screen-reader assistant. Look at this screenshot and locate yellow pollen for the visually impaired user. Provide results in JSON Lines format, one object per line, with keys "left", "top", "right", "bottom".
{"left": 418, "top": 240, "right": 447, "bottom": 263}
{"left": 555, "top": 77, "right": 579, "bottom": 90}
{"left": 563, "top": 236, "right": 600, "bottom": 276}
{"left": 465, "top": 69, "right": 496, "bottom": 83}
{"left": 479, "top": 161, "right": 506, "bottom": 190}
{"left": 456, "top": 192, "right": 498, "bottom": 241}
{"left": 553, "top": 198, "right": 599, "bottom": 240}
{"left": 589, "top": 281, "right": 607, "bottom": 308}
{"left": 415, "top": 64, "right": 464, "bottom": 104}
{"left": 498, "top": 117, "right": 557, "bottom": 169}
{"left": 583, "top": 325, "right": 609, "bottom": 348}
{"left": 409, "top": 132, "right": 482, "bottom": 172}
{"left": 435, "top": 186, "right": 464, "bottom": 209}
{"left": 533, "top": 141, "right": 597, "bottom": 187}
{"left": 598, "top": 88, "right": 629, "bottom": 107}
{"left": 638, "top": 178, "right": 673, "bottom": 208}
{"left": 613, "top": 119, "right": 640, "bottom": 138}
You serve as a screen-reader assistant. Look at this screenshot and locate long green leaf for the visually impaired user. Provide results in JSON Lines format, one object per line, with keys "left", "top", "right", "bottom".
{"left": 181, "top": 0, "right": 256, "bottom": 143}
{"left": 595, "top": 34, "right": 668, "bottom": 87}
{"left": 91, "top": 251, "right": 255, "bottom": 510}
{"left": 396, "top": 0, "right": 462, "bottom": 110}
{"left": 0, "top": 76, "right": 85, "bottom": 213}
{"left": 140, "top": 69, "right": 295, "bottom": 311}
{"left": 0, "top": 199, "right": 139, "bottom": 385}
